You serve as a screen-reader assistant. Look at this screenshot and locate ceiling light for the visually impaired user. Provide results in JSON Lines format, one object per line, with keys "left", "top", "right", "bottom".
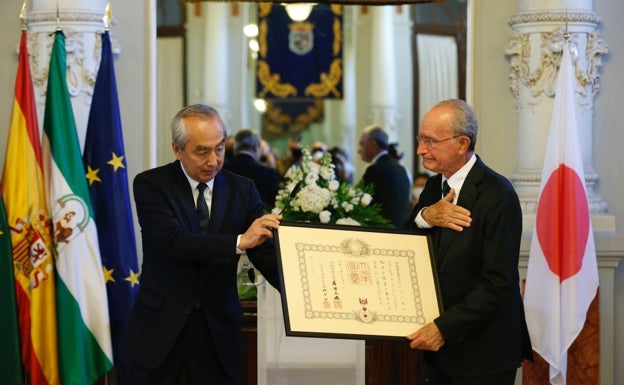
{"left": 282, "top": 3, "right": 316, "bottom": 22}
{"left": 254, "top": 99, "right": 267, "bottom": 113}
{"left": 248, "top": 39, "right": 259, "bottom": 53}
{"left": 243, "top": 23, "right": 258, "bottom": 38}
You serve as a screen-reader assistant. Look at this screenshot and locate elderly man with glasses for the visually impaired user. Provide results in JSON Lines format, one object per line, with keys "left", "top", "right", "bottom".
{"left": 405, "top": 99, "right": 533, "bottom": 385}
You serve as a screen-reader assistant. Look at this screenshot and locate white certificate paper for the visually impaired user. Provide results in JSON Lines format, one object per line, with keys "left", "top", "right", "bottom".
{"left": 275, "top": 222, "right": 442, "bottom": 340}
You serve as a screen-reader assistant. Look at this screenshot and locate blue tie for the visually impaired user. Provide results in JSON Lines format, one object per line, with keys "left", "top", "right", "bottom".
{"left": 197, "top": 183, "right": 210, "bottom": 231}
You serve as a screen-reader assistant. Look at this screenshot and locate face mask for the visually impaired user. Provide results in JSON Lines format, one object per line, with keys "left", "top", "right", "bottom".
{"left": 412, "top": 186, "right": 424, "bottom": 198}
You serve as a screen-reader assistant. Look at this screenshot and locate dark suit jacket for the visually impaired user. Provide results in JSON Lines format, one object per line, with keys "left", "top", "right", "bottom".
{"left": 406, "top": 156, "right": 532, "bottom": 376}
{"left": 223, "top": 153, "right": 280, "bottom": 209}
{"left": 124, "top": 160, "right": 280, "bottom": 378}
{"left": 361, "top": 153, "right": 411, "bottom": 227}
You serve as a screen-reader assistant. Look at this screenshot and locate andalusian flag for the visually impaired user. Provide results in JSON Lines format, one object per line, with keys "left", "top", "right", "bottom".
{"left": 0, "top": 188, "right": 22, "bottom": 385}
{"left": 1, "top": 30, "right": 59, "bottom": 385}
{"left": 42, "top": 30, "right": 113, "bottom": 384}
{"left": 83, "top": 31, "right": 140, "bottom": 377}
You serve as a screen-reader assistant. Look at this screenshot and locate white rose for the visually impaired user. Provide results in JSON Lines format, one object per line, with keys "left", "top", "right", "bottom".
{"left": 319, "top": 165, "right": 335, "bottom": 180}
{"left": 328, "top": 180, "right": 340, "bottom": 191}
{"left": 319, "top": 210, "right": 332, "bottom": 223}
{"left": 305, "top": 172, "right": 319, "bottom": 185}
{"left": 360, "top": 193, "right": 372, "bottom": 206}
{"left": 296, "top": 185, "right": 331, "bottom": 213}
{"left": 336, "top": 217, "right": 361, "bottom": 226}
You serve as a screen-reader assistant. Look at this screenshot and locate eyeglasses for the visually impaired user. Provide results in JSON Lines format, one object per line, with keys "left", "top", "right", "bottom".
{"left": 416, "top": 134, "right": 462, "bottom": 149}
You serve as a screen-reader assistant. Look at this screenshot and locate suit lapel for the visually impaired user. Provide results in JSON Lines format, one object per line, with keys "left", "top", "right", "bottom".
{"left": 207, "top": 172, "right": 230, "bottom": 233}
{"left": 437, "top": 158, "right": 485, "bottom": 260}
{"left": 170, "top": 161, "right": 201, "bottom": 233}
{"left": 456, "top": 157, "right": 485, "bottom": 209}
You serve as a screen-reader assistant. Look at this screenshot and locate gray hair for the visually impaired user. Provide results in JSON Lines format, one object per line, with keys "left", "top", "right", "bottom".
{"left": 233, "top": 129, "right": 261, "bottom": 153}
{"left": 363, "top": 125, "right": 389, "bottom": 149}
{"left": 171, "top": 104, "right": 227, "bottom": 150}
{"left": 433, "top": 99, "right": 478, "bottom": 151}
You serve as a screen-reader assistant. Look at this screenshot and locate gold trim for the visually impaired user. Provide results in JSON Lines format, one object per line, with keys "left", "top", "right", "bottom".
{"left": 258, "top": 3, "right": 272, "bottom": 18}
{"left": 258, "top": 18, "right": 268, "bottom": 57}
{"left": 305, "top": 58, "right": 342, "bottom": 98}
{"left": 332, "top": 17, "right": 341, "bottom": 56}
{"left": 257, "top": 61, "right": 298, "bottom": 98}
{"left": 262, "top": 99, "right": 324, "bottom": 140}
{"left": 257, "top": 4, "right": 344, "bottom": 99}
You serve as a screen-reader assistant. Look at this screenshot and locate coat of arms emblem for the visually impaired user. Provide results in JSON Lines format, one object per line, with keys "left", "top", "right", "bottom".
{"left": 288, "top": 22, "right": 314, "bottom": 55}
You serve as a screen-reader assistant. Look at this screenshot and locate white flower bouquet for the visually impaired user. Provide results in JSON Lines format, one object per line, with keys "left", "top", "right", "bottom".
{"left": 273, "top": 147, "right": 391, "bottom": 227}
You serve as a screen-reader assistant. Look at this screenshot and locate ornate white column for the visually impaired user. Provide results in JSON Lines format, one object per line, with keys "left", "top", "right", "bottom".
{"left": 202, "top": 2, "right": 231, "bottom": 125}
{"left": 369, "top": 6, "right": 400, "bottom": 140}
{"left": 505, "top": 0, "right": 612, "bottom": 231}
{"left": 28, "top": 0, "right": 113, "bottom": 149}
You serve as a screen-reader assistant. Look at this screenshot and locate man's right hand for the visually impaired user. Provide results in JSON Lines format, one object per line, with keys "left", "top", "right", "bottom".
{"left": 421, "top": 189, "right": 472, "bottom": 231}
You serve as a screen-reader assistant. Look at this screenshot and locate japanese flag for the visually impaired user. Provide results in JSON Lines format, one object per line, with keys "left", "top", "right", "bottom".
{"left": 524, "top": 43, "right": 599, "bottom": 385}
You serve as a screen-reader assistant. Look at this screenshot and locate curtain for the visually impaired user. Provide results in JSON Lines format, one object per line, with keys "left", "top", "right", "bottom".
{"left": 417, "top": 34, "right": 458, "bottom": 125}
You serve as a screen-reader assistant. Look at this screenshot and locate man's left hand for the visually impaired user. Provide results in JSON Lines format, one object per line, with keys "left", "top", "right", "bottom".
{"left": 238, "top": 214, "right": 282, "bottom": 250}
{"left": 406, "top": 322, "right": 445, "bottom": 351}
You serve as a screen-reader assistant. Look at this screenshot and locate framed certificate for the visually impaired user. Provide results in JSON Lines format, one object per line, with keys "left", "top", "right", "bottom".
{"left": 275, "top": 222, "right": 443, "bottom": 340}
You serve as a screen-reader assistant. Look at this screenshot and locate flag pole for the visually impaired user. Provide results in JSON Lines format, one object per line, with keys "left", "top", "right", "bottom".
{"left": 564, "top": 10, "right": 569, "bottom": 41}
{"left": 56, "top": 0, "right": 61, "bottom": 31}
{"left": 20, "top": 0, "right": 27, "bottom": 30}
{"left": 103, "top": 1, "right": 112, "bottom": 32}
{"left": 103, "top": 6, "right": 114, "bottom": 385}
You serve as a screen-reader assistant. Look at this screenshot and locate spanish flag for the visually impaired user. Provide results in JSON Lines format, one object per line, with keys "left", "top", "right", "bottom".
{"left": 1, "top": 30, "right": 59, "bottom": 385}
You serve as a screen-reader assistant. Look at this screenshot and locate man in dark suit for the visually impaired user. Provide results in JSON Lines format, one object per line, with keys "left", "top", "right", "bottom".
{"left": 124, "top": 104, "right": 282, "bottom": 385}
{"left": 358, "top": 125, "right": 411, "bottom": 227}
{"left": 405, "top": 99, "right": 532, "bottom": 385}
{"left": 223, "top": 129, "right": 281, "bottom": 210}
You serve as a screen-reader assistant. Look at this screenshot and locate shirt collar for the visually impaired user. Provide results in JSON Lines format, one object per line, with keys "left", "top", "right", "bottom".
{"left": 179, "top": 162, "right": 215, "bottom": 192}
{"left": 371, "top": 150, "right": 389, "bottom": 164}
{"left": 442, "top": 153, "right": 477, "bottom": 202}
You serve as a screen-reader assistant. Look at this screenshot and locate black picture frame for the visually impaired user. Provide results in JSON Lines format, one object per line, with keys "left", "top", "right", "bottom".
{"left": 275, "top": 221, "right": 443, "bottom": 340}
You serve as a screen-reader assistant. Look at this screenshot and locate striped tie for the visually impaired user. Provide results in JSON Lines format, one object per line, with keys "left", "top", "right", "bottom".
{"left": 197, "top": 183, "right": 210, "bottom": 231}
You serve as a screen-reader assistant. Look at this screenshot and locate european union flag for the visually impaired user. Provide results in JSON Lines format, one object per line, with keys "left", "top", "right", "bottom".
{"left": 83, "top": 31, "right": 140, "bottom": 378}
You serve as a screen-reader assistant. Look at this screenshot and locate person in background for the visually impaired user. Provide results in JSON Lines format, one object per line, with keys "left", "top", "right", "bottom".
{"left": 411, "top": 172, "right": 430, "bottom": 206}
{"left": 357, "top": 125, "right": 411, "bottom": 227}
{"left": 310, "top": 141, "right": 329, "bottom": 163}
{"left": 259, "top": 139, "right": 277, "bottom": 170}
{"left": 329, "top": 146, "right": 354, "bottom": 184}
{"left": 125, "top": 104, "right": 282, "bottom": 385}
{"left": 405, "top": 99, "right": 532, "bottom": 385}
{"left": 388, "top": 142, "right": 414, "bottom": 187}
{"left": 276, "top": 136, "right": 303, "bottom": 178}
{"left": 224, "top": 135, "right": 235, "bottom": 161}
{"left": 223, "top": 129, "right": 281, "bottom": 210}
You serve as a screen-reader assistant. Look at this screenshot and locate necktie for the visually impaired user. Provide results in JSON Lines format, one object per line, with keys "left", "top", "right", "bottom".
{"left": 442, "top": 180, "right": 451, "bottom": 198}
{"left": 197, "top": 183, "right": 210, "bottom": 231}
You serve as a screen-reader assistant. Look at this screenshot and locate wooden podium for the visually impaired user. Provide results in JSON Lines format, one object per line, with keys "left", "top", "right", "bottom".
{"left": 365, "top": 340, "right": 426, "bottom": 385}
{"left": 240, "top": 300, "right": 258, "bottom": 385}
